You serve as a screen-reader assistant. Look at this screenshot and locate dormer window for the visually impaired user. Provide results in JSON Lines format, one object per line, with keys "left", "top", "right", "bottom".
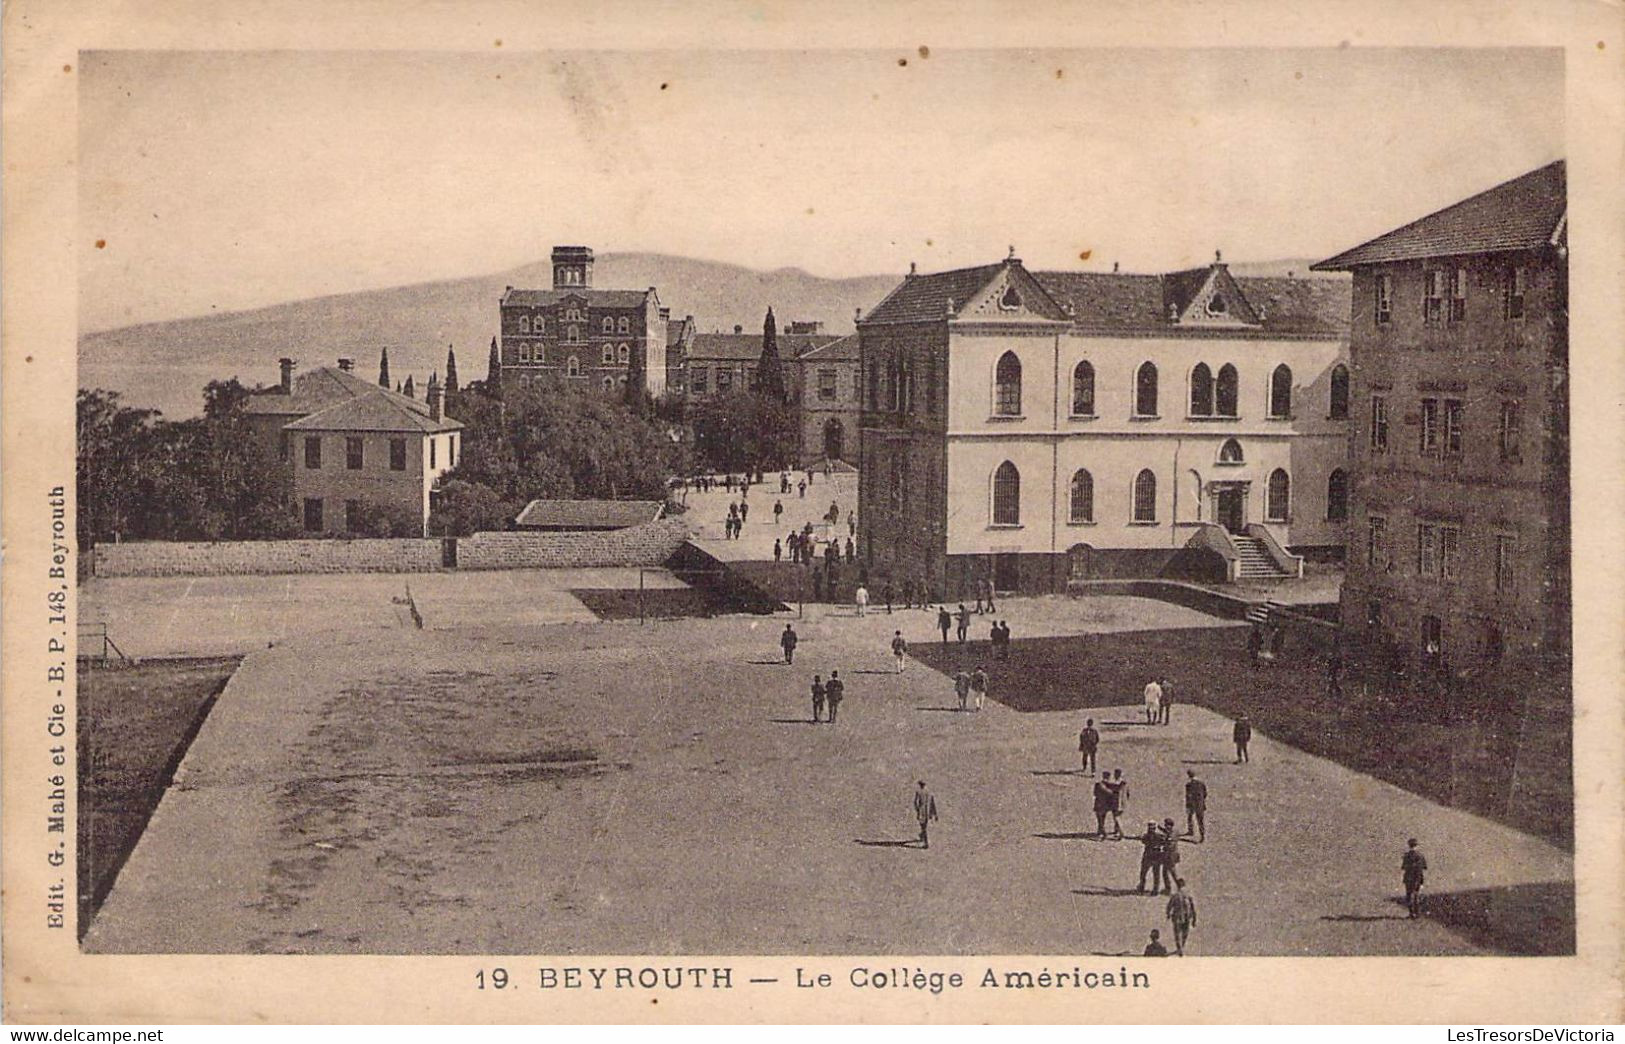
{"left": 1206, "top": 295, "right": 1227, "bottom": 315}
{"left": 999, "top": 285, "right": 1021, "bottom": 311}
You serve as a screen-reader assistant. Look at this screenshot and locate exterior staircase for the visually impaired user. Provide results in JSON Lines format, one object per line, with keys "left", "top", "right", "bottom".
{"left": 1231, "top": 535, "right": 1293, "bottom": 580}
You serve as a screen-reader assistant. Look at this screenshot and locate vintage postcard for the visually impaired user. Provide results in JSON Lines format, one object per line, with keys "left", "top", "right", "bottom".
{"left": 3, "top": 0, "right": 1622, "bottom": 1026}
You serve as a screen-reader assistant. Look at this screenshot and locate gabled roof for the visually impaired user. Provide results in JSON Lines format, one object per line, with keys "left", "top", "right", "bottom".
{"left": 687, "top": 333, "right": 841, "bottom": 362}
{"left": 244, "top": 365, "right": 434, "bottom": 418}
{"left": 797, "top": 333, "right": 860, "bottom": 362}
{"left": 501, "top": 288, "right": 653, "bottom": 309}
{"left": 860, "top": 262, "right": 1009, "bottom": 325}
{"left": 1313, "top": 160, "right": 1566, "bottom": 270}
{"left": 1033, "top": 268, "right": 1349, "bottom": 338}
{"left": 282, "top": 390, "right": 462, "bottom": 434}
{"left": 666, "top": 316, "right": 695, "bottom": 348}
{"left": 513, "top": 499, "right": 664, "bottom": 529}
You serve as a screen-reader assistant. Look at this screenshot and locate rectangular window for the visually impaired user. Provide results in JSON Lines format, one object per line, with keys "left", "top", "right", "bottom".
{"left": 691, "top": 366, "right": 708, "bottom": 394}
{"left": 1439, "top": 525, "right": 1460, "bottom": 580}
{"left": 717, "top": 368, "right": 733, "bottom": 393}
{"left": 1370, "top": 395, "right": 1389, "bottom": 453}
{"left": 1495, "top": 534, "right": 1517, "bottom": 593}
{"left": 1367, "top": 515, "right": 1387, "bottom": 569}
{"left": 1449, "top": 267, "right": 1467, "bottom": 322}
{"left": 1423, "top": 270, "right": 1444, "bottom": 324}
{"left": 1419, "top": 398, "right": 1439, "bottom": 455}
{"left": 344, "top": 499, "right": 361, "bottom": 532}
{"left": 1416, "top": 523, "right": 1438, "bottom": 578}
{"left": 818, "top": 368, "right": 838, "bottom": 401}
{"left": 303, "top": 497, "right": 323, "bottom": 531}
{"left": 744, "top": 364, "right": 757, "bottom": 390}
{"left": 1498, "top": 401, "right": 1522, "bottom": 462}
{"left": 1506, "top": 266, "right": 1527, "bottom": 320}
{"left": 346, "top": 436, "right": 364, "bottom": 470}
{"left": 855, "top": 370, "right": 864, "bottom": 402}
{"left": 1375, "top": 273, "right": 1393, "bottom": 324}
{"left": 304, "top": 436, "right": 322, "bottom": 469}
{"left": 1443, "top": 399, "right": 1465, "bottom": 458}
{"left": 450, "top": 433, "right": 458, "bottom": 467}
{"left": 429, "top": 437, "right": 437, "bottom": 469}
{"left": 279, "top": 433, "right": 290, "bottom": 462}
{"left": 390, "top": 437, "right": 407, "bottom": 471}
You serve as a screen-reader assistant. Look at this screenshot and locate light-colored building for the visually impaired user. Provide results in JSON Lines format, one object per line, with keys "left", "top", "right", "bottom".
{"left": 1313, "top": 160, "right": 1568, "bottom": 697}
{"left": 244, "top": 358, "right": 462, "bottom": 535}
{"left": 857, "top": 253, "right": 1351, "bottom": 596}
{"left": 498, "top": 245, "right": 669, "bottom": 397}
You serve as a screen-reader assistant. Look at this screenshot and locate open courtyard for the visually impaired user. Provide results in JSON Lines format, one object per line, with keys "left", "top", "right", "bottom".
{"left": 81, "top": 578, "right": 1571, "bottom": 956}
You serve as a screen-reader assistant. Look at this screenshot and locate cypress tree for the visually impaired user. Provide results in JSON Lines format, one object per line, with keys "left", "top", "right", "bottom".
{"left": 757, "top": 306, "right": 788, "bottom": 403}
{"left": 445, "top": 345, "right": 459, "bottom": 395}
{"left": 378, "top": 347, "right": 391, "bottom": 388}
{"left": 486, "top": 336, "right": 502, "bottom": 398}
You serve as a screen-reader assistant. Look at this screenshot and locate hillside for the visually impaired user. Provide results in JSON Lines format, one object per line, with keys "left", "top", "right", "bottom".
{"left": 79, "top": 253, "right": 901, "bottom": 418}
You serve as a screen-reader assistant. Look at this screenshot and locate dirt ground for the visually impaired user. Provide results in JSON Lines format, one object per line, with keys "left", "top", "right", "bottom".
{"left": 84, "top": 597, "right": 1571, "bottom": 956}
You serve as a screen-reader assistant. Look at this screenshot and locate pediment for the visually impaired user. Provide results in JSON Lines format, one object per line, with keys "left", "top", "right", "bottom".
{"left": 960, "top": 267, "right": 1067, "bottom": 323}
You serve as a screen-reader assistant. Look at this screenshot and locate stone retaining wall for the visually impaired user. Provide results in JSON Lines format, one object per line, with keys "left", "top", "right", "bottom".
{"left": 92, "top": 517, "right": 693, "bottom": 578}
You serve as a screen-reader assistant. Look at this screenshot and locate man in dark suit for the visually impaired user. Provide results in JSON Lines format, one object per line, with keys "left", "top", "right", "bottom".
{"left": 1184, "top": 769, "right": 1208, "bottom": 841}
{"left": 1402, "top": 838, "right": 1428, "bottom": 919}
{"left": 1233, "top": 714, "right": 1252, "bottom": 763}
{"left": 913, "top": 781, "right": 939, "bottom": 849}
{"left": 824, "top": 671, "right": 844, "bottom": 723}
{"left": 1078, "top": 719, "right": 1100, "bottom": 776}
{"left": 781, "top": 624, "right": 798, "bottom": 665}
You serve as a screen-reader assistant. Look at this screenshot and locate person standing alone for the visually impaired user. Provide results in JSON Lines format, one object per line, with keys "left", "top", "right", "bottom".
{"left": 1184, "top": 769, "right": 1208, "bottom": 841}
{"left": 810, "top": 674, "right": 826, "bottom": 723}
{"left": 1401, "top": 838, "right": 1427, "bottom": 919}
{"left": 1158, "top": 677, "right": 1174, "bottom": 725}
{"left": 891, "top": 631, "right": 908, "bottom": 674}
{"left": 1078, "top": 719, "right": 1100, "bottom": 776}
{"left": 825, "top": 671, "right": 844, "bottom": 723}
{"left": 1165, "top": 878, "right": 1197, "bottom": 955}
{"left": 913, "top": 781, "right": 939, "bottom": 849}
{"left": 1233, "top": 714, "right": 1252, "bottom": 763}
{"left": 781, "top": 624, "right": 798, "bottom": 665}
{"left": 1143, "top": 678, "right": 1163, "bottom": 725}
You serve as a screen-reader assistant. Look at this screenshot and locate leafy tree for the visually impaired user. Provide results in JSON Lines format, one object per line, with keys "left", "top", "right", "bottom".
{"left": 690, "top": 389, "right": 797, "bottom": 474}
{"left": 428, "top": 479, "right": 517, "bottom": 537}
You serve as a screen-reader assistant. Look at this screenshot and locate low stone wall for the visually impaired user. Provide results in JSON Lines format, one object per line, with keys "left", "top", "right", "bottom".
{"left": 93, "top": 538, "right": 444, "bottom": 577}
{"left": 457, "top": 518, "right": 692, "bottom": 571}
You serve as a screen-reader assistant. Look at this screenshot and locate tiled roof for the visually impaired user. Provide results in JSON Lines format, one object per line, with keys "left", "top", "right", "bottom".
{"left": 282, "top": 390, "right": 462, "bottom": 434}
{"left": 244, "top": 365, "right": 434, "bottom": 418}
{"left": 513, "top": 499, "right": 664, "bottom": 530}
{"left": 687, "top": 333, "right": 841, "bottom": 362}
{"left": 797, "top": 333, "right": 860, "bottom": 361}
{"left": 666, "top": 317, "right": 695, "bottom": 347}
{"left": 1313, "top": 160, "right": 1565, "bottom": 270}
{"left": 1033, "top": 269, "right": 1349, "bottom": 337}
{"left": 501, "top": 288, "right": 652, "bottom": 308}
{"left": 860, "top": 263, "right": 1008, "bottom": 325}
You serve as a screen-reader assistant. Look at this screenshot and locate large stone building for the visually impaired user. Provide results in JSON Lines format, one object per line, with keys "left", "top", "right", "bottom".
{"left": 682, "top": 325, "right": 840, "bottom": 402}
{"left": 497, "top": 246, "right": 669, "bottom": 396}
{"left": 243, "top": 358, "right": 463, "bottom": 535}
{"left": 1312, "top": 160, "right": 1568, "bottom": 698}
{"left": 857, "top": 253, "right": 1351, "bottom": 596}
{"left": 793, "top": 333, "right": 861, "bottom": 465}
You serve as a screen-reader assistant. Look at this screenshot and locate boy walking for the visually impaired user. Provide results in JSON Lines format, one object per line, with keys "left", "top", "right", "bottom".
{"left": 810, "top": 674, "right": 826, "bottom": 723}
{"left": 891, "top": 631, "right": 908, "bottom": 674}
{"left": 781, "top": 624, "right": 798, "bottom": 665}
{"left": 913, "top": 781, "right": 939, "bottom": 849}
{"left": 1233, "top": 714, "right": 1252, "bottom": 763}
{"left": 1166, "top": 879, "right": 1197, "bottom": 955}
{"left": 1184, "top": 769, "right": 1208, "bottom": 841}
{"left": 937, "top": 606, "right": 952, "bottom": 644}
{"left": 955, "top": 604, "right": 971, "bottom": 644}
{"left": 825, "top": 671, "right": 844, "bottom": 723}
{"left": 970, "top": 665, "right": 988, "bottom": 712}
{"left": 1402, "top": 838, "right": 1427, "bottom": 919}
{"left": 954, "top": 670, "right": 971, "bottom": 712}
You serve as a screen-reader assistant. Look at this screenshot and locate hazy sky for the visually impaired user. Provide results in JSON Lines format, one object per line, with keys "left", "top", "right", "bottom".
{"left": 79, "top": 48, "right": 1563, "bottom": 332}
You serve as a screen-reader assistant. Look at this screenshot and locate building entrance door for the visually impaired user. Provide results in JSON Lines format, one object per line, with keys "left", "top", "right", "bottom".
{"left": 994, "top": 553, "right": 1020, "bottom": 593}
{"left": 823, "top": 418, "right": 845, "bottom": 462}
{"left": 1217, "top": 487, "right": 1246, "bottom": 534}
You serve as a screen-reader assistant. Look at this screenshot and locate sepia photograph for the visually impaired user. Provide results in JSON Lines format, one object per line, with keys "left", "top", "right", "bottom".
{"left": 4, "top": 1, "right": 1622, "bottom": 1027}
{"left": 68, "top": 45, "right": 1575, "bottom": 958}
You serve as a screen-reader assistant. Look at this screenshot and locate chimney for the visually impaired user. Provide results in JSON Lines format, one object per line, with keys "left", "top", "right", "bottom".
{"left": 428, "top": 380, "right": 442, "bottom": 421}
{"left": 909, "top": 262, "right": 917, "bottom": 276}
{"left": 1112, "top": 261, "right": 1120, "bottom": 274}
{"left": 337, "top": 357, "right": 354, "bottom": 372}
{"left": 734, "top": 324, "right": 743, "bottom": 335}
{"left": 279, "top": 357, "right": 295, "bottom": 392}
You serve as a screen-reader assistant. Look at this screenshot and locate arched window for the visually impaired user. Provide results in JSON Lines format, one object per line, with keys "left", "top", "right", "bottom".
{"left": 1069, "top": 469, "right": 1094, "bottom": 523}
{"left": 602, "top": 345, "right": 615, "bottom": 364}
{"left": 1071, "top": 361, "right": 1095, "bottom": 416}
{"left": 617, "top": 316, "right": 630, "bottom": 334}
{"left": 566, "top": 355, "right": 580, "bottom": 377}
{"left": 518, "top": 315, "right": 530, "bottom": 334}
{"left": 1270, "top": 364, "right": 1293, "bottom": 418}
{"left": 602, "top": 317, "right": 614, "bottom": 334}
{"left": 992, "top": 461, "right": 1021, "bottom": 525}
{"left": 602, "top": 376, "right": 615, "bottom": 393}
{"left": 1218, "top": 438, "right": 1244, "bottom": 464}
{"left": 1135, "top": 362, "right": 1158, "bottom": 417}
{"left": 567, "top": 325, "right": 580, "bottom": 343}
{"left": 1329, "top": 364, "right": 1350, "bottom": 420}
{"left": 1133, "top": 469, "right": 1157, "bottom": 522}
{"left": 618, "top": 343, "right": 631, "bottom": 364}
{"left": 1216, "top": 364, "right": 1239, "bottom": 417}
{"left": 1327, "top": 468, "right": 1348, "bottom": 521}
{"left": 1267, "top": 468, "right": 1291, "bottom": 521}
{"left": 1190, "top": 363, "right": 1214, "bottom": 416}
{"left": 533, "top": 314, "right": 544, "bottom": 334}
{"left": 994, "top": 351, "right": 1022, "bottom": 416}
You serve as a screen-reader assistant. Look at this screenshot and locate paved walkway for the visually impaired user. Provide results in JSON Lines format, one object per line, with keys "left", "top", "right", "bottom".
{"left": 87, "top": 597, "right": 1569, "bottom": 955}
{"left": 684, "top": 472, "right": 857, "bottom": 562}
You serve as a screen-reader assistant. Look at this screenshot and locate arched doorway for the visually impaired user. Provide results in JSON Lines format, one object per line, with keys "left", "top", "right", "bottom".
{"left": 822, "top": 418, "right": 845, "bottom": 462}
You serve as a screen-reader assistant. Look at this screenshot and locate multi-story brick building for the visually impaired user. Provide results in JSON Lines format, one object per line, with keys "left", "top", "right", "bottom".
{"left": 1313, "top": 160, "right": 1568, "bottom": 697}
{"left": 664, "top": 313, "right": 696, "bottom": 395}
{"left": 243, "top": 357, "right": 463, "bottom": 535}
{"left": 497, "top": 245, "right": 668, "bottom": 396}
{"left": 793, "top": 333, "right": 861, "bottom": 465}
{"left": 857, "top": 253, "right": 1351, "bottom": 596}
{"left": 682, "top": 325, "right": 840, "bottom": 402}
